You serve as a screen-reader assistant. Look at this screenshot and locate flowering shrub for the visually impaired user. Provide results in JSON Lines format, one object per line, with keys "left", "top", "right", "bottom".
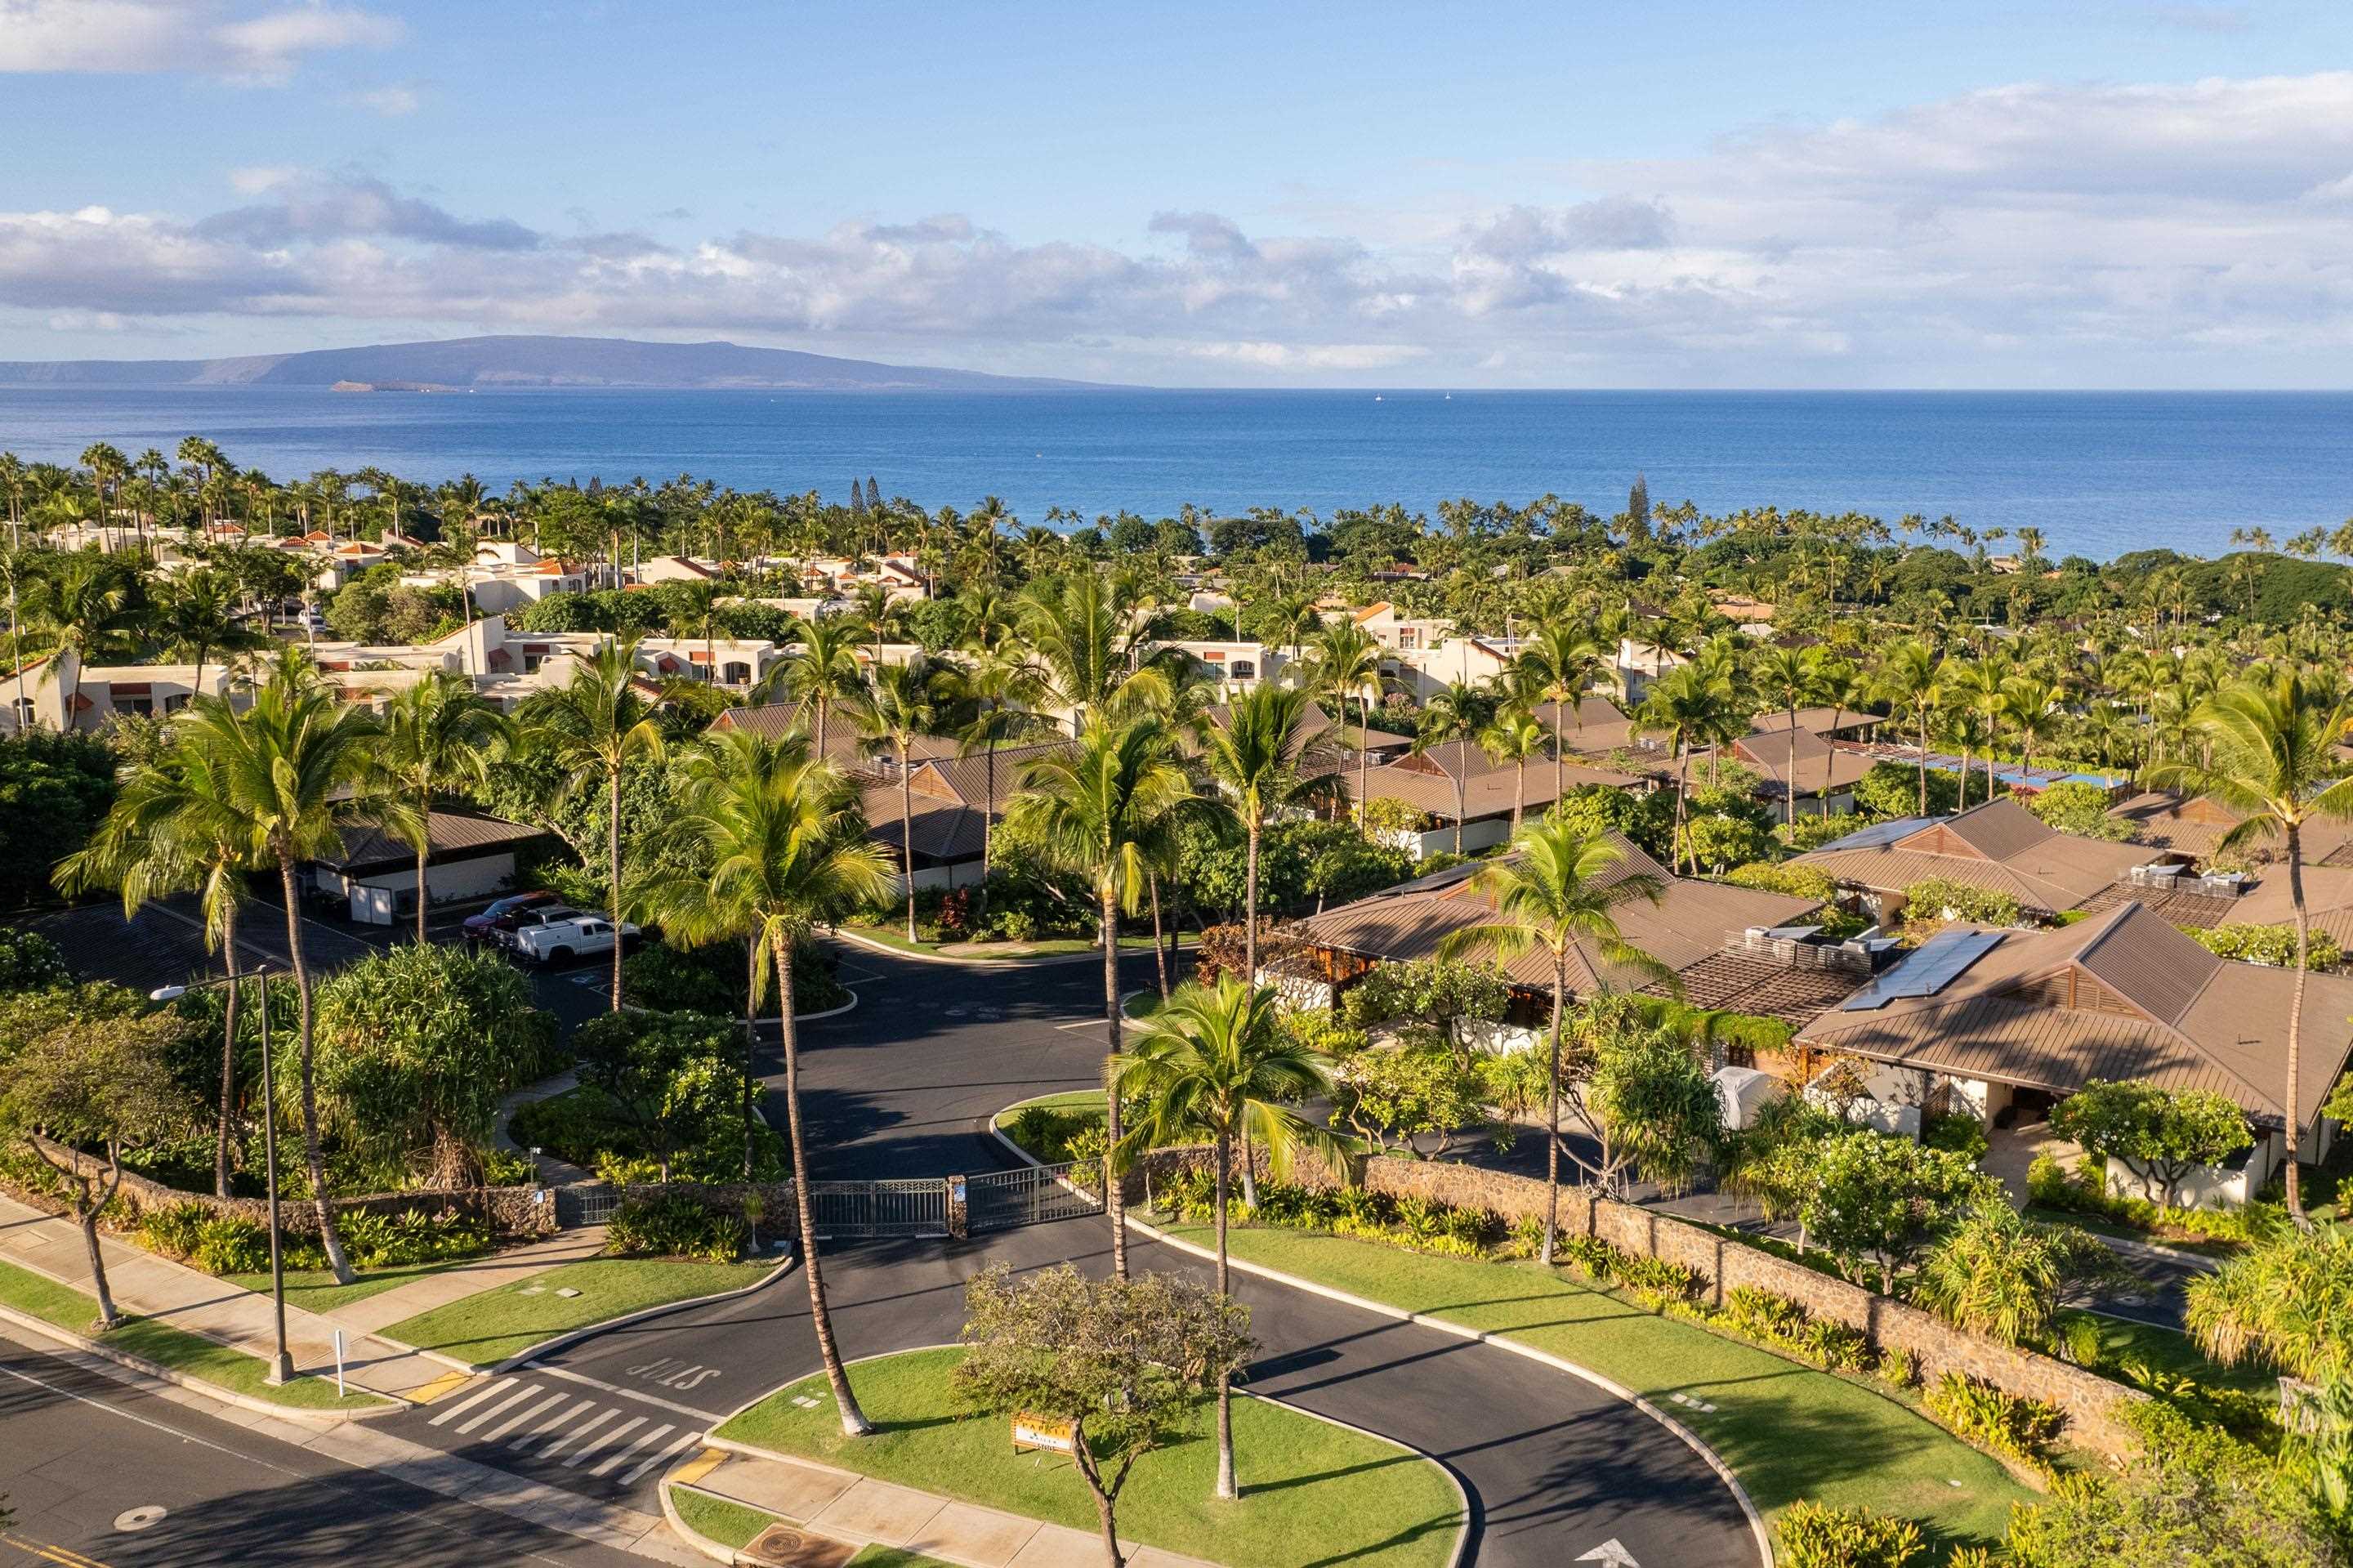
{"left": 2184, "top": 922, "right": 2343, "bottom": 970}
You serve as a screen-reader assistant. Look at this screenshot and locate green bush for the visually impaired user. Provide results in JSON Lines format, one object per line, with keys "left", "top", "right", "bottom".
{"left": 2025, "top": 781, "right": 2136, "bottom": 842}
{"left": 2025, "top": 1151, "right": 2260, "bottom": 1243}
{"left": 1004, "top": 1105, "right": 1105, "bottom": 1164}
{"left": 606, "top": 1194, "right": 748, "bottom": 1262}
{"left": 1901, "top": 878, "right": 2025, "bottom": 927}
{"left": 1780, "top": 811, "right": 1866, "bottom": 852}
{"left": 1775, "top": 1499, "right": 1925, "bottom": 1568}
{"left": 0, "top": 928, "right": 69, "bottom": 995}
{"left": 1724, "top": 860, "right": 1841, "bottom": 901}
{"left": 1617, "top": 1254, "right": 1702, "bottom": 1308}
{"left": 1714, "top": 1284, "right": 1874, "bottom": 1373}
{"left": 2185, "top": 922, "right": 2343, "bottom": 970}
{"left": 141, "top": 1202, "right": 489, "bottom": 1274}
{"left": 1923, "top": 1372, "right": 2063, "bottom": 1467}
{"left": 1854, "top": 760, "right": 1959, "bottom": 821}
{"left": 1922, "top": 1111, "right": 1989, "bottom": 1162}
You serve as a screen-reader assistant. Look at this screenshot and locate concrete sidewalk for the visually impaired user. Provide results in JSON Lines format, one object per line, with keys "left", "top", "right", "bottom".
{"left": 681, "top": 1446, "right": 1217, "bottom": 1568}
{"left": 0, "top": 1192, "right": 596, "bottom": 1401}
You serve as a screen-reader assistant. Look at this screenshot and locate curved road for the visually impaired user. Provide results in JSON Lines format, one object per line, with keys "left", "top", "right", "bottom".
{"left": 390, "top": 942, "right": 1761, "bottom": 1568}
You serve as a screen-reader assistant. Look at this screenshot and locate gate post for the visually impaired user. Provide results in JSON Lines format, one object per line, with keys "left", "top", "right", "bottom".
{"left": 945, "top": 1174, "right": 969, "bottom": 1240}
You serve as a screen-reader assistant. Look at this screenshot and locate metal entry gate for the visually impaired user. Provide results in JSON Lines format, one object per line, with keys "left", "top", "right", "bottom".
{"left": 965, "top": 1162, "right": 1105, "bottom": 1234}
{"left": 805, "top": 1177, "right": 950, "bottom": 1239}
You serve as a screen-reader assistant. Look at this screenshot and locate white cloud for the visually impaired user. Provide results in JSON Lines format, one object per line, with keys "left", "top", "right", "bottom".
{"left": 0, "top": 0, "right": 402, "bottom": 79}
{"left": 347, "top": 83, "right": 418, "bottom": 116}
{"left": 5, "top": 71, "right": 2353, "bottom": 384}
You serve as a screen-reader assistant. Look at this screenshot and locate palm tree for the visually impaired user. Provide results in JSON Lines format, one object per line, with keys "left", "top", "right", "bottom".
{"left": 1812, "top": 658, "right": 1870, "bottom": 816}
{"left": 56, "top": 744, "right": 257, "bottom": 1198}
{"left": 1437, "top": 821, "right": 1668, "bottom": 1263}
{"left": 2145, "top": 671, "right": 2353, "bottom": 1226}
{"left": 1306, "top": 618, "right": 1386, "bottom": 825}
{"left": 1478, "top": 704, "right": 1548, "bottom": 829}
{"left": 851, "top": 657, "right": 949, "bottom": 941}
{"left": 1949, "top": 656, "right": 2013, "bottom": 806}
{"left": 1005, "top": 714, "right": 1198, "bottom": 1279}
{"left": 29, "top": 554, "right": 138, "bottom": 726}
{"left": 154, "top": 566, "right": 266, "bottom": 695}
{"left": 526, "top": 641, "right": 667, "bottom": 1010}
{"left": 1020, "top": 570, "right": 1173, "bottom": 730}
{"left": 2003, "top": 672, "right": 2064, "bottom": 780}
{"left": 1874, "top": 641, "right": 1946, "bottom": 815}
{"left": 1110, "top": 976, "right": 1344, "bottom": 1499}
{"left": 1516, "top": 619, "right": 1615, "bottom": 797}
{"left": 952, "top": 648, "right": 1047, "bottom": 882}
{"left": 1634, "top": 663, "right": 1721, "bottom": 875}
{"left": 1196, "top": 683, "right": 1336, "bottom": 981}
{"left": 644, "top": 727, "right": 895, "bottom": 1433}
{"left": 1752, "top": 645, "right": 1824, "bottom": 828}
{"left": 757, "top": 614, "right": 867, "bottom": 759}
{"left": 372, "top": 672, "right": 514, "bottom": 942}
{"left": 170, "top": 650, "right": 377, "bottom": 1282}
{"left": 1418, "top": 680, "right": 1488, "bottom": 855}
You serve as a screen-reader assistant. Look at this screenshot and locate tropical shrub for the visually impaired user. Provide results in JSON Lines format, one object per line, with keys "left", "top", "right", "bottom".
{"left": 1724, "top": 861, "right": 1840, "bottom": 901}
{"left": 0, "top": 928, "right": 69, "bottom": 995}
{"left": 2025, "top": 781, "right": 2137, "bottom": 842}
{"left": 605, "top": 1194, "right": 748, "bottom": 1262}
{"left": 1616, "top": 1254, "right": 1702, "bottom": 1309}
{"left": 2185, "top": 922, "right": 2344, "bottom": 970}
{"left": 1900, "top": 878, "right": 2025, "bottom": 927}
{"left": 1920, "top": 1110, "right": 1989, "bottom": 1161}
{"left": 1775, "top": 1499, "right": 1924, "bottom": 1568}
{"left": 1924, "top": 1372, "right": 2064, "bottom": 1467}
{"left": 1854, "top": 760, "right": 1958, "bottom": 820}
{"left": 2049, "top": 1079, "right": 2253, "bottom": 1209}
{"left": 1779, "top": 811, "right": 1864, "bottom": 852}
{"left": 2025, "top": 1152, "right": 2260, "bottom": 1243}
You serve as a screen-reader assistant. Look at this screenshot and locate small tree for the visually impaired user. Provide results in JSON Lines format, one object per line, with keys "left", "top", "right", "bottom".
{"left": 1585, "top": 1016, "right": 1721, "bottom": 1196}
{"left": 2025, "top": 780, "right": 2136, "bottom": 842}
{"left": 572, "top": 1009, "right": 748, "bottom": 1183}
{"left": 1910, "top": 1199, "right": 2117, "bottom": 1345}
{"left": 955, "top": 1264, "right": 1253, "bottom": 1568}
{"left": 1766, "top": 1129, "right": 1994, "bottom": 1289}
{"left": 2049, "top": 1080, "right": 2253, "bottom": 1210}
{"left": 0, "top": 1008, "right": 193, "bottom": 1327}
{"left": 1337, "top": 1045, "right": 1482, "bottom": 1156}
{"left": 1337, "top": 958, "right": 1511, "bottom": 1065}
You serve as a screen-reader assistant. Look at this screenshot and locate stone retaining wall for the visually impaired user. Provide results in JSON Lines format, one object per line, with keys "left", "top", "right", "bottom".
{"left": 8, "top": 1135, "right": 556, "bottom": 1239}
{"left": 1133, "top": 1145, "right": 2147, "bottom": 1458}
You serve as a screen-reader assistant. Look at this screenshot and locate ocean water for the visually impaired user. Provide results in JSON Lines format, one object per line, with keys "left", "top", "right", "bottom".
{"left": 0, "top": 385, "right": 2346, "bottom": 563}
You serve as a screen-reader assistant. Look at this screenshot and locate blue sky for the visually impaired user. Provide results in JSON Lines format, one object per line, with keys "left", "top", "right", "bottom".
{"left": 3, "top": 1, "right": 2351, "bottom": 386}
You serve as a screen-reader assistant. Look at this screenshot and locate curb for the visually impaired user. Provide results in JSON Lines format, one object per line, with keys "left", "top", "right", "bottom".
{"left": 796, "top": 989, "right": 860, "bottom": 1022}
{"left": 487, "top": 1253, "right": 801, "bottom": 1374}
{"left": 985, "top": 1107, "right": 1770, "bottom": 1568}
{"left": 831, "top": 926, "right": 1186, "bottom": 970}
{"left": 0, "top": 1299, "right": 406, "bottom": 1423}
{"left": 2088, "top": 1231, "right": 2225, "bottom": 1273}
{"left": 656, "top": 1476, "right": 743, "bottom": 1566}
{"left": 1248, "top": 1384, "right": 1474, "bottom": 1568}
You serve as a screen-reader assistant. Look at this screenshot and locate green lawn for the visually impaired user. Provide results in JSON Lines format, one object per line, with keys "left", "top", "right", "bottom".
{"left": 991, "top": 1089, "right": 1106, "bottom": 1130}
{"left": 1157, "top": 1219, "right": 2034, "bottom": 1554}
{"left": 716, "top": 1347, "right": 1462, "bottom": 1568}
{"left": 0, "top": 1258, "right": 391, "bottom": 1411}
{"left": 224, "top": 1253, "right": 491, "bottom": 1317}
{"left": 383, "top": 1255, "right": 779, "bottom": 1368}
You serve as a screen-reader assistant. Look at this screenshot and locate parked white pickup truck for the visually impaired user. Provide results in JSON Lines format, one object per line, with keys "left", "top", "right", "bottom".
{"left": 511, "top": 914, "right": 641, "bottom": 965}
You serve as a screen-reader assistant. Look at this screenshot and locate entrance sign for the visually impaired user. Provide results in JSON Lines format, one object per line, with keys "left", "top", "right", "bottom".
{"left": 1011, "top": 1412, "right": 1076, "bottom": 1454}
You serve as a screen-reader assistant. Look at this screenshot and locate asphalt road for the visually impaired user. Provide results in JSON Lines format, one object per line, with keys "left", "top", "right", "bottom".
{"left": 380, "top": 941, "right": 1760, "bottom": 1568}
{"left": 0, "top": 1333, "right": 648, "bottom": 1568}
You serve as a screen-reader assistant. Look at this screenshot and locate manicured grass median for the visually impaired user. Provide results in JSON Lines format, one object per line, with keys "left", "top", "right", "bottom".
{"left": 1159, "top": 1219, "right": 2034, "bottom": 1551}
{"left": 670, "top": 1485, "right": 958, "bottom": 1568}
{"left": 384, "top": 1255, "right": 779, "bottom": 1368}
{"left": 716, "top": 1347, "right": 1462, "bottom": 1568}
{"left": 225, "top": 1253, "right": 489, "bottom": 1317}
{"left": 0, "top": 1258, "right": 391, "bottom": 1411}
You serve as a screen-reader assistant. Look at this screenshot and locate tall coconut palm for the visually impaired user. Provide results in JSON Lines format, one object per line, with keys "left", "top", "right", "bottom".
{"left": 1516, "top": 619, "right": 1616, "bottom": 797}
{"left": 1812, "top": 658, "right": 1870, "bottom": 817}
{"left": 757, "top": 614, "right": 867, "bottom": 759}
{"left": 170, "top": 650, "right": 377, "bottom": 1282}
{"left": 1005, "top": 713, "right": 1198, "bottom": 1278}
{"left": 2003, "top": 672, "right": 2065, "bottom": 780}
{"left": 154, "top": 566, "right": 266, "bottom": 695}
{"left": 29, "top": 554, "right": 139, "bottom": 726}
{"left": 1306, "top": 617, "right": 1386, "bottom": 824}
{"left": 643, "top": 727, "right": 895, "bottom": 1432}
{"left": 56, "top": 743, "right": 257, "bottom": 1198}
{"left": 1418, "top": 680, "right": 1489, "bottom": 855}
{"left": 2145, "top": 671, "right": 2353, "bottom": 1226}
{"left": 1019, "top": 570, "right": 1173, "bottom": 730}
{"left": 1634, "top": 663, "right": 1721, "bottom": 875}
{"left": 1478, "top": 703, "right": 1548, "bottom": 830}
{"left": 526, "top": 641, "right": 666, "bottom": 1010}
{"left": 851, "top": 657, "right": 949, "bottom": 941}
{"left": 1197, "top": 683, "right": 1337, "bottom": 980}
{"left": 372, "top": 671, "right": 515, "bottom": 942}
{"left": 1438, "top": 820, "right": 1669, "bottom": 1263}
{"left": 1949, "top": 656, "right": 2013, "bottom": 806}
{"left": 1874, "top": 641, "right": 1946, "bottom": 815}
{"left": 1110, "top": 976, "right": 1345, "bottom": 1500}
{"left": 1752, "top": 645, "right": 1825, "bottom": 828}
{"left": 952, "top": 647, "right": 1047, "bottom": 882}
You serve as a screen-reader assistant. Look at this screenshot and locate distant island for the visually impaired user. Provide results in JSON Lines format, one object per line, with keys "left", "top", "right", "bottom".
{"left": 0, "top": 333, "right": 1112, "bottom": 393}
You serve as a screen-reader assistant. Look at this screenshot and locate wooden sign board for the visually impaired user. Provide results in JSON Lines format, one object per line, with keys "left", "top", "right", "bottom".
{"left": 1011, "top": 1412, "right": 1076, "bottom": 1455}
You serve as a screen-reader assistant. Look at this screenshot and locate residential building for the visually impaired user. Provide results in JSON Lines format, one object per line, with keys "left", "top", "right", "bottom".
{"left": 307, "top": 808, "right": 551, "bottom": 926}
{"left": 1789, "top": 797, "right": 2166, "bottom": 923}
{"left": 1355, "top": 740, "right": 1648, "bottom": 858}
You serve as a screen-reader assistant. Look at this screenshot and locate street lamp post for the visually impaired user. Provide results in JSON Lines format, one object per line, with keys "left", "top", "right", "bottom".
{"left": 254, "top": 967, "right": 295, "bottom": 1386}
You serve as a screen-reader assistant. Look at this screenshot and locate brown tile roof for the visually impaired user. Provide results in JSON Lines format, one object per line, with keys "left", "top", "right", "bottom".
{"left": 1290, "top": 833, "right": 1823, "bottom": 995}
{"left": 1358, "top": 739, "right": 1645, "bottom": 822}
{"left": 319, "top": 809, "right": 550, "bottom": 874}
{"left": 1791, "top": 798, "right": 2163, "bottom": 914}
{"left": 2106, "top": 790, "right": 2353, "bottom": 866}
{"left": 1793, "top": 901, "right": 2353, "bottom": 1130}
{"left": 1748, "top": 708, "right": 1885, "bottom": 736}
{"left": 1728, "top": 726, "right": 1879, "bottom": 798}
{"left": 1531, "top": 698, "right": 1641, "bottom": 755}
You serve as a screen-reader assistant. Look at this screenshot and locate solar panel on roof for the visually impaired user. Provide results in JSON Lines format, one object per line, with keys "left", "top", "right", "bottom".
{"left": 1819, "top": 815, "right": 1942, "bottom": 851}
{"left": 1839, "top": 927, "right": 2005, "bottom": 1010}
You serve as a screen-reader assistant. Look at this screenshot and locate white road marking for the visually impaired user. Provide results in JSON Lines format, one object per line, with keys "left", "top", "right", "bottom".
{"left": 619, "top": 1428, "right": 703, "bottom": 1485}
{"left": 520, "top": 1360, "right": 726, "bottom": 1420}
{"left": 480, "top": 1391, "right": 569, "bottom": 1443}
{"left": 1053, "top": 1017, "right": 1109, "bottom": 1030}
{"left": 535, "top": 1405, "right": 617, "bottom": 1459}
{"left": 562, "top": 1414, "right": 644, "bottom": 1468}
{"left": 456, "top": 1383, "right": 541, "bottom": 1434}
{"left": 591, "top": 1421, "right": 673, "bottom": 1477}
{"left": 511, "top": 1396, "right": 596, "bottom": 1448}
{"left": 427, "top": 1377, "right": 511, "bottom": 1427}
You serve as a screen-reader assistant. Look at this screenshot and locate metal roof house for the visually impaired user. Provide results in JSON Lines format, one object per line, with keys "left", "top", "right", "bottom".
{"left": 1789, "top": 797, "right": 2167, "bottom": 922}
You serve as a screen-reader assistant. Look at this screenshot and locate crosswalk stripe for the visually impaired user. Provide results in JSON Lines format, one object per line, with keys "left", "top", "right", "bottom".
{"left": 480, "top": 1390, "right": 570, "bottom": 1443}
{"left": 592, "top": 1421, "right": 674, "bottom": 1477}
{"left": 457, "top": 1383, "right": 542, "bottom": 1434}
{"left": 513, "top": 1396, "right": 597, "bottom": 1449}
{"left": 620, "top": 1428, "right": 704, "bottom": 1485}
{"left": 564, "top": 1414, "right": 645, "bottom": 1468}
{"left": 537, "top": 1405, "right": 618, "bottom": 1459}
{"left": 427, "top": 1377, "right": 513, "bottom": 1427}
